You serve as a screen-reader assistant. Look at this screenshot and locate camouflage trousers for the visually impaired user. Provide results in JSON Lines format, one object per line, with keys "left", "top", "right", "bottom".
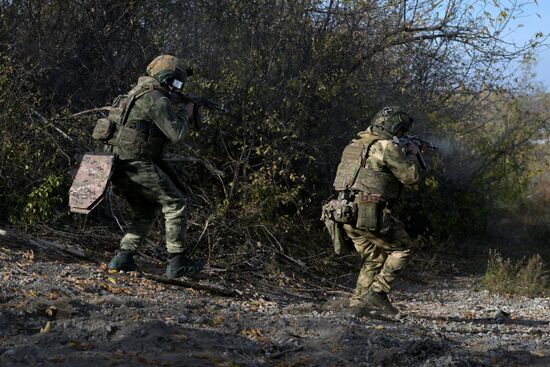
{"left": 111, "top": 160, "right": 187, "bottom": 254}
{"left": 343, "top": 214, "right": 412, "bottom": 306}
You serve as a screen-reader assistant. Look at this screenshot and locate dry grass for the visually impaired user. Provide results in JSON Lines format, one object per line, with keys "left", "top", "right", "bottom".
{"left": 484, "top": 249, "right": 549, "bottom": 297}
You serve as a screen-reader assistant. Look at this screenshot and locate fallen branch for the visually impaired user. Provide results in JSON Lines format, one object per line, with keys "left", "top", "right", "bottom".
{"left": 275, "top": 251, "right": 354, "bottom": 292}
{"left": 142, "top": 273, "right": 241, "bottom": 298}
{"left": 71, "top": 106, "right": 112, "bottom": 117}
{"left": 0, "top": 228, "right": 90, "bottom": 259}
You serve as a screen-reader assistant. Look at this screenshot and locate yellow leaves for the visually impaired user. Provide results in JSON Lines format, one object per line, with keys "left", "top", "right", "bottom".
{"left": 40, "top": 321, "right": 51, "bottom": 333}
{"left": 45, "top": 306, "right": 57, "bottom": 317}
{"left": 107, "top": 277, "right": 117, "bottom": 284}
{"left": 46, "top": 291, "right": 61, "bottom": 300}
{"left": 100, "top": 282, "right": 132, "bottom": 295}
{"left": 23, "top": 250, "right": 34, "bottom": 262}
{"left": 25, "top": 290, "right": 39, "bottom": 298}
{"left": 240, "top": 328, "right": 264, "bottom": 338}
{"left": 374, "top": 325, "right": 385, "bottom": 330}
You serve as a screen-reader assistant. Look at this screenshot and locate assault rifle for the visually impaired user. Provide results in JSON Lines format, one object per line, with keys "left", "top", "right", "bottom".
{"left": 398, "top": 135, "right": 438, "bottom": 170}
{"left": 174, "top": 92, "right": 228, "bottom": 130}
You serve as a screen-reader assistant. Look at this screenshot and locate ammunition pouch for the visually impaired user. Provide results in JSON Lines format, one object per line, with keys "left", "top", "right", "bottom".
{"left": 92, "top": 118, "right": 116, "bottom": 141}
{"left": 355, "top": 194, "right": 387, "bottom": 232}
{"left": 322, "top": 199, "right": 357, "bottom": 224}
{"left": 321, "top": 199, "right": 355, "bottom": 255}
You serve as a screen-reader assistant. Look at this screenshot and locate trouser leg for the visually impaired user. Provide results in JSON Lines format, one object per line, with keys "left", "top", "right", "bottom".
{"left": 369, "top": 249, "right": 411, "bottom": 293}
{"left": 344, "top": 215, "right": 412, "bottom": 297}
{"left": 136, "top": 162, "right": 187, "bottom": 254}
{"left": 113, "top": 160, "right": 189, "bottom": 255}
{"left": 161, "top": 199, "right": 187, "bottom": 254}
{"left": 119, "top": 195, "right": 160, "bottom": 252}
{"left": 351, "top": 248, "right": 387, "bottom": 306}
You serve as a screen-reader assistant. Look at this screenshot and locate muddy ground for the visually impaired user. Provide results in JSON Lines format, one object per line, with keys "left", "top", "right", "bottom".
{"left": 0, "top": 233, "right": 549, "bottom": 367}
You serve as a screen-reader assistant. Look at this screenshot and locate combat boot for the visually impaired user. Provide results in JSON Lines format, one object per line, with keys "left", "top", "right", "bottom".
{"left": 347, "top": 304, "right": 370, "bottom": 317}
{"left": 364, "top": 289, "right": 399, "bottom": 315}
{"left": 108, "top": 250, "right": 138, "bottom": 272}
{"left": 165, "top": 253, "right": 204, "bottom": 278}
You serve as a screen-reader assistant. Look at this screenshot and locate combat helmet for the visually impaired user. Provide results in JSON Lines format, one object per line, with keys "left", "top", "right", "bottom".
{"left": 371, "top": 106, "right": 413, "bottom": 137}
{"left": 145, "top": 55, "right": 191, "bottom": 89}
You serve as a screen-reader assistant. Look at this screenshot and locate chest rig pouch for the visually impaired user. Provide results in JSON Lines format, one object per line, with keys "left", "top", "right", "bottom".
{"left": 92, "top": 93, "right": 138, "bottom": 142}
{"left": 93, "top": 86, "right": 167, "bottom": 160}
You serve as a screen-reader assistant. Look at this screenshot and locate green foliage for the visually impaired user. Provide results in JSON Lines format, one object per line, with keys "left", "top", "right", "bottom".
{"left": 0, "top": 0, "right": 548, "bottom": 260}
{"left": 22, "top": 175, "right": 64, "bottom": 224}
{"left": 484, "top": 250, "right": 549, "bottom": 297}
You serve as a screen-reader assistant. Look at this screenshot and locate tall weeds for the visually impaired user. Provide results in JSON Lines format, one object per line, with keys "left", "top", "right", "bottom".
{"left": 484, "top": 249, "right": 549, "bottom": 297}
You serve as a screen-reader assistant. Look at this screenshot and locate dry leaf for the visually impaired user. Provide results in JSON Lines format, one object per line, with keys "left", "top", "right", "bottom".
{"left": 108, "top": 277, "right": 117, "bottom": 284}
{"left": 240, "top": 328, "right": 263, "bottom": 338}
{"left": 45, "top": 306, "right": 57, "bottom": 317}
{"left": 46, "top": 292, "right": 61, "bottom": 300}
{"left": 208, "top": 315, "right": 225, "bottom": 327}
{"left": 25, "top": 290, "right": 39, "bottom": 298}
{"left": 23, "top": 250, "right": 34, "bottom": 262}
{"left": 40, "top": 321, "right": 51, "bottom": 333}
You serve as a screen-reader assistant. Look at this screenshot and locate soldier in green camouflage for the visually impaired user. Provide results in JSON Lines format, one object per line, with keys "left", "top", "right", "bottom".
{"left": 100, "top": 55, "right": 203, "bottom": 278}
{"left": 332, "top": 106, "right": 421, "bottom": 315}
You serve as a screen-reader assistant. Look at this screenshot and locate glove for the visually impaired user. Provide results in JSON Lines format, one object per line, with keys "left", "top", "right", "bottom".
{"left": 403, "top": 142, "right": 420, "bottom": 156}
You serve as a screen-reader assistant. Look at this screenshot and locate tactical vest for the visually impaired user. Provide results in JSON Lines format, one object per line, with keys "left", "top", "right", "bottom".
{"left": 333, "top": 133, "right": 402, "bottom": 200}
{"left": 93, "top": 85, "right": 167, "bottom": 160}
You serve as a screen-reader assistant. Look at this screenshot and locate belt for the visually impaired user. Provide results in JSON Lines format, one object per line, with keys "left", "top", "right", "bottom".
{"left": 356, "top": 194, "right": 385, "bottom": 203}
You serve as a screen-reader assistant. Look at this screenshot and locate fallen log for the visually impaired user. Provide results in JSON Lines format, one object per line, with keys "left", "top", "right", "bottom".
{"left": 0, "top": 228, "right": 90, "bottom": 259}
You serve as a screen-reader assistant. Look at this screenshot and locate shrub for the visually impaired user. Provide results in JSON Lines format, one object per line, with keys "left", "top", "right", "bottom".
{"left": 484, "top": 249, "right": 549, "bottom": 297}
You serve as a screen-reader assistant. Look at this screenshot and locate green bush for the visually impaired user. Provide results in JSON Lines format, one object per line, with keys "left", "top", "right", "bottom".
{"left": 21, "top": 175, "right": 64, "bottom": 224}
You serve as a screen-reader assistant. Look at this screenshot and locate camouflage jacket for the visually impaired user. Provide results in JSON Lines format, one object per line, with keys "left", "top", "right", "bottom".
{"left": 107, "top": 76, "right": 189, "bottom": 160}
{"left": 334, "top": 127, "right": 420, "bottom": 200}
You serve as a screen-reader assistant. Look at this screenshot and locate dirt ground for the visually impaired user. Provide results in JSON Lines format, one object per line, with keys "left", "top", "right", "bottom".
{"left": 0, "top": 234, "right": 549, "bottom": 367}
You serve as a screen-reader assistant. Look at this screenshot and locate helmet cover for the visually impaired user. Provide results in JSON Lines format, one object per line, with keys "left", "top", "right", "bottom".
{"left": 146, "top": 55, "right": 187, "bottom": 84}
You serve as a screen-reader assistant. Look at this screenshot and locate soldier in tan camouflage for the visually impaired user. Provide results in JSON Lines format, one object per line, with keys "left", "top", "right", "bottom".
{"left": 332, "top": 106, "right": 421, "bottom": 315}
{"left": 98, "top": 55, "right": 203, "bottom": 278}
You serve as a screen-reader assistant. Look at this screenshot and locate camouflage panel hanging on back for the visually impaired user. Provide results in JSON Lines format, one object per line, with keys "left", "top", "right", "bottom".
{"left": 333, "top": 135, "right": 380, "bottom": 191}
{"left": 69, "top": 153, "right": 115, "bottom": 214}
